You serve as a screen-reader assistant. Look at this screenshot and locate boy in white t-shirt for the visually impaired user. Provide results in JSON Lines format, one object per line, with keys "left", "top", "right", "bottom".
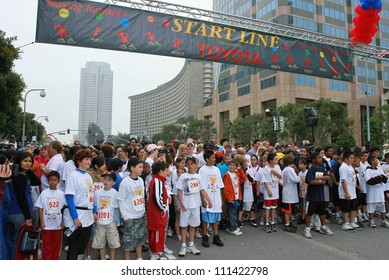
{"left": 176, "top": 156, "right": 212, "bottom": 257}
{"left": 35, "top": 171, "right": 66, "bottom": 260}
{"left": 198, "top": 150, "right": 224, "bottom": 248}
{"left": 117, "top": 157, "right": 147, "bottom": 260}
{"left": 92, "top": 172, "right": 120, "bottom": 260}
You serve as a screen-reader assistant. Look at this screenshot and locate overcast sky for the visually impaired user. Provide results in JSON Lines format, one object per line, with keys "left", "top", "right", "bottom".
{"left": 1, "top": 0, "right": 213, "bottom": 145}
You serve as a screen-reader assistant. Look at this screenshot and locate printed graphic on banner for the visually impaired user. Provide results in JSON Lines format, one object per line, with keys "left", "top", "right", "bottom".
{"left": 36, "top": 0, "right": 354, "bottom": 81}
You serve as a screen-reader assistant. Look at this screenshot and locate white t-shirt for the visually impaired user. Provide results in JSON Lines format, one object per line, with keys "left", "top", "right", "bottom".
{"left": 254, "top": 167, "right": 265, "bottom": 194}
{"left": 198, "top": 165, "right": 224, "bottom": 213}
{"left": 35, "top": 189, "right": 66, "bottom": 230}
{"left": 282, "top": 166, "right": 301, "bottom": 203}
{"left": 63, "top": 170, "right": 94, "bottom": 228}
{"left": 262, "top": 165, "right": 282, "bottom": 200}
{"left": 227, "top": 171, "right": 240, "bottom": 200}
{"left": 381, "top": 163, "right": 389, "bottom": 191}
{"left": 365, "top": 168, "right": 386, "bottom": 203}
{"left": 117, "top": 176, "right": 146, "bottom": 220}
{"left": 339, "top": 163, "right": 357, "bottom": 199}
{"left": 62, "top": 160, "right": 76, "bottom": 183}
{"left": 298, "top": 170, "right": 308, "bottom": 198}
{"left": 176, "top": 173, "right": 205, "bottom": 209}
{"left": 41, "top": 153, "right": 65, "bottom": 191}
{"left": 94, "top": 188, "right": 118, "bottom": 225}
{"left": 356, "top": 161, "right": 369, "bottom": 193}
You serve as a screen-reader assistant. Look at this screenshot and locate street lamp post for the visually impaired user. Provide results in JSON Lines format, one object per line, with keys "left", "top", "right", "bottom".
{"left": 22, "top": 89, "right": 46, "bottom": 147}
{"left": 364, "top": 58, "right": 371, "bottom": 150}
{"left": 35, "top": 116, "right": 49, "bottom": 144}
{"left": 265, "top": 108, "right": 280, "bottom": 142}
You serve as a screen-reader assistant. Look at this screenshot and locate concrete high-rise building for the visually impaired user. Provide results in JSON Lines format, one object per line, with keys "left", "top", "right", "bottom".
{"left": 198, "top": 0, "right": 389, "bottom": 146}
{"left": 129, "top": 59, "right": 213, "bottom": 139}
{"left": 78, "top": 62, "right": 113, "bottom": 143}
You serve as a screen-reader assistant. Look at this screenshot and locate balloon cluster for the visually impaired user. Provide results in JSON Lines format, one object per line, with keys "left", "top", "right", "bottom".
{"left": 350, "top": 0, "right": 382, "bottom": 44}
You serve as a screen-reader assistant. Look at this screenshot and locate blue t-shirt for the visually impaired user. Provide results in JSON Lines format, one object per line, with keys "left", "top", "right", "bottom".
{"left": 216, "top": 163, "right": 229, "bottom": 178}
{"left": 113, "top": 173, "right": 123, "bottom": 192}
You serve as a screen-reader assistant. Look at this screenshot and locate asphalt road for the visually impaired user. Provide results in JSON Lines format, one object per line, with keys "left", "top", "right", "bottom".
{"left": 79, "top": 215, "right": 389, "bottom": 260}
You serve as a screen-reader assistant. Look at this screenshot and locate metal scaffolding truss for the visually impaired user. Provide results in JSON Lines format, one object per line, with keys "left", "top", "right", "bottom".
{"left": 105, "top": 0, "right": 389, "bottom": 61}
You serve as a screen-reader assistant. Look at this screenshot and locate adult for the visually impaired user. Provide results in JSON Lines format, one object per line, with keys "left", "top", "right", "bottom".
{"left": 247, "top": 139, "right": 261, "bottom": 157}
{"left": 33, "top": 145, "right": 50, "bottom": 181}
{"left": 39, "top": 140, "right": 65, "bottom": 191}
{"left": 9, "top": 152, "right": 41, "bottom": 256}
{"left": 116, "top": 146, "right": 129, "bottom": 173}
{"left": 63, "top": 149, "right": 94, "bottom": 260}
{"left": 127, "top": 137, "right": 138, "bottom": 158}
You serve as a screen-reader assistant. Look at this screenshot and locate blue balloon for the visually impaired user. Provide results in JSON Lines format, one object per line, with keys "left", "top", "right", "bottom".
{"left": 361, "top": 1, "right": 371, "bottom": 10}
{"left": 372, "top": 1, "right": 382, "bottom": 9}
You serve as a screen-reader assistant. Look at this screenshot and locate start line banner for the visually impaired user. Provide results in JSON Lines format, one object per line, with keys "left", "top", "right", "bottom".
{"left": 36, "top": 0, "right": 354, "bottom": 81}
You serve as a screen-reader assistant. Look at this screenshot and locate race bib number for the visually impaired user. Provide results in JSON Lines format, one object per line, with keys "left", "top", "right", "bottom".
{"left": 46, "top": 198, "right": 60, "bottom": 214}
{"left": 97, "top": 209, "right": 111, "bottom": 221}
{"left": 188, "top": 179, "right": 200, "bottom": 194}
{"left": 132, "top": 196, "right": 145, "bottom": 212}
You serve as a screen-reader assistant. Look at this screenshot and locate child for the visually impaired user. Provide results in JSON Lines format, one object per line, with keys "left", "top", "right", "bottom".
{"left": 146, "top": 161, "right": 170, "bottom": 260}
{"left": 262, "top": 153, "right": 282, "bottom": 233}
{"left": 117, "top": 157, "right": 147, "bottom": 260}
{"left": 298, "top": 159, "right": 308, "bottom": 224}
{"left": 92, "top": 171, "right": 121, "bottom": 260}
{"left": 223, "top": 160, "right": 243, "bottom": 236}
{"left": 255, "top": 156, "right": 268, "bottom": 226}
{"left": 281, "top": 155, "right": 301, "bottom": 233}
{"left": 172, "top": 167, "right": 186, "bottom": 241}
{"left": 176, "top": 156, "right": 213, "bottom": 257}
{"left": 353, "top": 154, "right": 368, "bottom": 224}
{"left": 365, "top": 156, "right": 389, "bottom": 228}
{"left": 338, "top": 151, "right": 359, "bottom": 231}
{"left": 198, "top": 150, "right": 224, "bottom": 248}
{"left": 303, "top": 153, "right": 334, "bottom": 238}
{"left": 35, "top": 171, "right": 66, "bottom": 260}
{"left": 246, "top": 155, "right": 261, "bottom": 227}
{"left": 381, "top": 153, "right": 389, "bottom": 217}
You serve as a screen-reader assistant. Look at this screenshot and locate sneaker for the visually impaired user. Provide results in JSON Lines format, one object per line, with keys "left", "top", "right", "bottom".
{"left": 187, "top": 245, "right": 201, "bottom": 255}
{"left": 202, "top": 235, "right": 210, "bottom": 247}
{"left": 320, "top": 225, "right": 334, "bottom": 236}
{"left": 249, "top": 218, "right": 258, "bottom": 227}
{"left": 341, "top": 222, "right": 353, "bottom": 231}
{"left": 314, "top": 226, "right": 322, "bottom": 233}
{"left": 195, "top": 231, "right": 202, "bottom": 239}
{"left": 150, "top": 254, "right": 167, "bottom": 260}
{"left": 178, "top": 246, "right": 186, "bottom": 257}
{"left": 303, "top": 227, "right": 312, "bottom": 239}
{"left": 104, "top": 254, "right": 111, "bottom": 260}
{"left": 381, "top": 220, "right": 389, "bottom": 228}
{"left": 64, "top": 245, "right": 69, "bottom": 252}
{"left": 270, "top": 223, "right": 277, "bottom": 232}
{"left": 349, "top": 222, "right": 360, "bottom": 230}
{"left": 213, "top": 235, "right": 224, "bottom": 247}
{"left": 283, "top": 224, "right": 297, "bottom": 233}
{"left": 370, "top": 219, "right": 376, "bottom": 228}
{"left": 265, "top": 224, "right": 271, "bottom": 233}
{"left": 85, "top": 255, "right": 91, "bottom": 260}
{"left": 357, "top": 213, "right": 364, "bottom": 223}
{"left": 164, "top": 246, "right": 173, "bottom": 255}
{"left": 259, "top": 218, "right": 265, "bottom": 226}
{"left": 167, "top": 228, "right": 174, "bottom": 237}
{"left": 230, "top": 228, "right": 243, "bottom": 236}
{"left": 362, "top": 213, "right": 369, "bottom": 222}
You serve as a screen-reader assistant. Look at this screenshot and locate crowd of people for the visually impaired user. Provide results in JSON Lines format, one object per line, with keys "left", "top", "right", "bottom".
{"left": 0, "top": 137, "right": 388, "bottom": 260}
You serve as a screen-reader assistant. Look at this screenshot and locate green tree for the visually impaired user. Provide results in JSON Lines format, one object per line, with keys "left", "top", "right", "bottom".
{"left": 0, "top": 31, "right": 26, "bottom": 143}
{"left": 86, "top": 123, "right": 105, "bottom": 145}
{"left": 370, "top": 104, "right": 389, "bottom": 147}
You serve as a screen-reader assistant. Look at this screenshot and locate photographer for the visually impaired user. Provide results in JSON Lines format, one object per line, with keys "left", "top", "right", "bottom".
{"left": 8, "top": 152, "right": 41, "bottom": 257}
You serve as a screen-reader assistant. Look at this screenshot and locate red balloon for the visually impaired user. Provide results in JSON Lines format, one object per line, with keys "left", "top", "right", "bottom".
{"left": 349, "top": 28, "right": 357, "bottom": 37}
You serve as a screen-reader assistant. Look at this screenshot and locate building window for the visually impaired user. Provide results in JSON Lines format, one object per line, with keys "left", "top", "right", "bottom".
{"left": 261, "top": 77, "right": 276, "bottom": 89}
{"left": 256, "top": 1, "right": 277, "bottom": 18}
{"left": 235, "top": 0, "right": 251, "bottom": 15}
{"left": 219, "top": 92, "right": 229, "bottom": 102}
{"left": 324, "top": 7, "right": 346, "bottom": 21}
{"left": 323, "top": 24, "right": 348, "bottom": 38}
{"left": 295, "top": 74, "right": 316, "bottom": 87}
{"left": 289, "top": 0, "right": 315, "bottom": 12}
{"left": 289, "top": 16, "right": 317, "bottom": 31}
{"left": 236, "top": 68, "right": 252, "bottom": 80}
{"left": 238, "top": 85, "right": 250, "bottom": 96}
{"left": 355, "top": 66, "right": 377, "bottom": 79}
{"left": 329, "top": 80, "right": 348, "bottom": 92}
{"left": 359, "top": 85, "right": 376, "bottom": 95}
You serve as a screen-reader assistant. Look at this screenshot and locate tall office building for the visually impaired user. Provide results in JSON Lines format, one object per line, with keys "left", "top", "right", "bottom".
{"left": 199, "top": 0, "right": 389, "bottom": 146}
{"left": 129, "top": 59, "right": 213, "bottom": 138}
{"left": 78, "top": 62, "right": 113, "bottom": 143}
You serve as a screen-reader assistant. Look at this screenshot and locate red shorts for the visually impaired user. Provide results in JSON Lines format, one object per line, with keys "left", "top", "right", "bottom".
{"left": 148, "top": 230, "right": 165, "bottom": 253}
{"left": 264, "top": 199, "right": 278, "bottom": 209}
{"left": 281, "top": 203, "right": 293, "bottom": 215}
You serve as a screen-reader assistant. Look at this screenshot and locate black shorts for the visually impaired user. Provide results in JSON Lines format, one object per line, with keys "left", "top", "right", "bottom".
{"left": 306, "top": 201, "right": 326, "bottom": 216}
{"left": 358, "top": 193, "right": 367, "bottom": 206}
{"left": 339, "top": 198, "right": 358, "bottom": 213}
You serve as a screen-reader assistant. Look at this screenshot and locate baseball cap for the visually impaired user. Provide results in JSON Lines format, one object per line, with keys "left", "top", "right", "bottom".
{"left": 146, "top": 144, "right": 161, "bottom": 152}
{"left": 215, "top": 151, "right": 223, "bottom": 158}
{"left": 185, "top": 156, "right": 197, "bottom": 164}
{"left": 102, "top": 171, "right": 117, "bottom": 181}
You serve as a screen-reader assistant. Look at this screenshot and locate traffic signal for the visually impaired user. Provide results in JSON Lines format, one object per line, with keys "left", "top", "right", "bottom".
{"left": 67, "top": 129, "right": 70, "bottom": 134}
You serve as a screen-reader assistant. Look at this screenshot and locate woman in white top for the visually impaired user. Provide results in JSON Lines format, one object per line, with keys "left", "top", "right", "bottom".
{"left": 63, "top": 149, "right": 94, "bottom": 260}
